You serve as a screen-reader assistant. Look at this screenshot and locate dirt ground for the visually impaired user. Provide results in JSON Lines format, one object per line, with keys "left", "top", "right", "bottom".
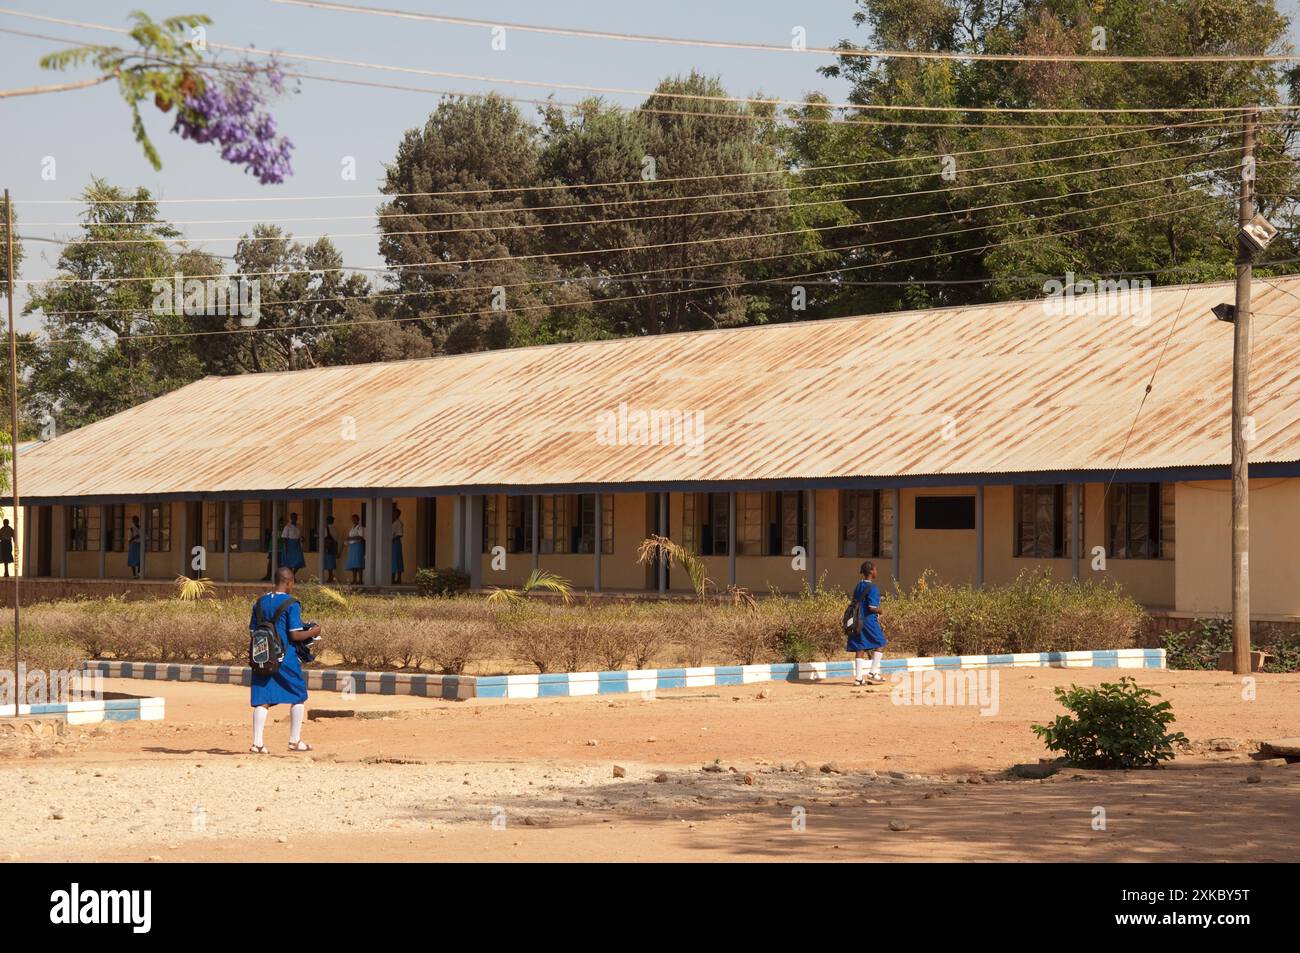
{"left": 1, "top": 668, "right": 1297, "bottom": 862}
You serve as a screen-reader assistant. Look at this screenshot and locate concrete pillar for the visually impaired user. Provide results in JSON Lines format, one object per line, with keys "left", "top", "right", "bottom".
{"left": 892, "top": 488, "right": 902, "bottom": 588}
{"left": 318, "top": 498, "right": 328, "bottom": 582}
{"left": 658, "top": 491, "right": 667, "bottom": 594}
{"left": 23, "top": 507, "right": 32, "bottom": 578}
{"left": 806, "top": 490, "right": 817, "bottom": 591}
{"left": 727, "top": 492, "right": 736, "bottom": 588}
{"left": 593, "top": 492, "right": 603, "bottom": 593}
{"left": 223, "top": 501, "right": 231, "bottom": 583}
{"left": 466, "top": 494, "right": 483, "bottom": 590}
{"left": 58, "top": 506, "right": 67, "bottom": 579}
{"left": 139, "top": 505, "right": 147, "bottom": 580}
{"left": 975, "top": 485, "right": 984, "bottom": 588}
{"left": 1071, "top": 483, "right": 1081, "bottom": 582}
{"left": 270, "top": 499, "right": 280, "bottom": 581}
{"left": 452, "top": 495, "right": 464, "bottom": 573}
{"left": 377, "top": 497, "right": 393, "bottom": 586}
{"left": 98, "top": 505, "right": 108, "bottom": 579}
{"left": 180, "top": 501, "right": 190, "bottom": 579}
{"left": 531, "top": 494, "right": 540, "bottom": 573}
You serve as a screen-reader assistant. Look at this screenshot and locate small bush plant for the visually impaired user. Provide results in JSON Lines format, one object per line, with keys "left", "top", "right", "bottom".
{"left": 1032, "top": 677, "right": 1186, "bottom": 769}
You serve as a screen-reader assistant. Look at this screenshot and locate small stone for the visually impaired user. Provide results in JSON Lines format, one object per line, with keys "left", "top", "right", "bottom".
{"left": 756, "top": 688, "right": 770, "bottom": 699}
{"left": 888, "top": 820, "right": 911, "bottom": 832}
{"left": 1011, "top": 762, "right": 1059, "bottom": 780}
{"left": 701, "top": 762, "right": 724, "bottom": 773}
{"left": 1246, "top": 773, "right": 1262, "bottom": 784}
{"left": 586, "top": 739, "right": 599, "bottom": 747}
{"left": 277, "top": 835, "right": 288, "bottom": 843}
{"left": 49, "top": 812, "right": 64, "bottom": 820}
{"left": 743, "top": 773, "right": 756, "bottom": 786}
{"left": 147, "top": 855, "right": 162, "bottom": 862}
{"left": 612, "top": 765, "right": 626, "bottom": 778}
{"left": 646, "top": 737, "right": 657, "bottom": 744}
{"left": 820, "top": 762, "right": 842, "bottom": 775}
{"left": 654, "top": 773, "right": 669, "bottom": 783}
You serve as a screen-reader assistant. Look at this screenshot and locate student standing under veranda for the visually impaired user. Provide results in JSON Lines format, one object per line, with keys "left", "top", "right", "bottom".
{"left": 127, "top": 515, "right": 142, "bottom": 578}
{"left": 0, "top": 518, "right": 14, "bottom": 577}
{"left": 345, "top": 513, "right": 366, "bottom": 586}
{"left": 249, "top": 567, "right": 321, "bottom": 753}
{"left": 322, "top": 514, "right": 339, "bottom": 583}
{"left": 849, "top": 560, "right": 887, "bottom": 685}
{"left": 391, "top": 505, "right": 405, "bottom": 585}
{"left": 281, "top": 511, "right": 306, "bottom": 580}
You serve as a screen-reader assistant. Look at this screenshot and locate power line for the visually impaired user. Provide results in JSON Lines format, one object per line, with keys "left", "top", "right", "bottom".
{"left": 271, "top": 0, "right": 1300, "bottom": 66}
{"left": 1, "top": 8, "right": 1292, "bottom": 114}
{"left": 24, "top": 196, "right": 1228, "bottom": 344}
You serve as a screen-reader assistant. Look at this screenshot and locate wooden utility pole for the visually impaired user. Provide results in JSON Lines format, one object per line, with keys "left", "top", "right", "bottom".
{"left": 1231, "top": 113, "right": 1255, "bottom": 676}
{"left": 4, "top": 189, "right": 19, "bottom": 715}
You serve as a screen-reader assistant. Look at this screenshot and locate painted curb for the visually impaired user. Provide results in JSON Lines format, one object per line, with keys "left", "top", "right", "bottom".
{"left": 474, "top": 648, "right": 1167, "bottom": 699}
{"left": 83, "top": 648, "right": 1165, "bottom": 702}
{"left": 81, "top": 660, "right": 474, "bottom": 701}
{"left": 2, "top": 695, "right": 165, "bottom": 725}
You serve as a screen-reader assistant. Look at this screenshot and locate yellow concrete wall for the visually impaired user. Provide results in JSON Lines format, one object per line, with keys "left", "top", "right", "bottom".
{"left": 492, "top": 492, "right": 651, "bottom": 589}
{"left": 1175, "top": 478, "right": 1300, "bottom": 617}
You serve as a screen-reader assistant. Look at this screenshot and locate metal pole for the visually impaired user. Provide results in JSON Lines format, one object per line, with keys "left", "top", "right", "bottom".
{"left": 1232, "top": 112, "right": 1256, "bottom": 676}
{"left": 98, "top": 504, "right": 107, "bottom": 579}
{"left": 318, "top": 498, "right": 328, "bottom": 582}
{"left": 806, "top": 490, "right": 817, "bottom": 591}
{"left": 974, "top": 486, "right": 984, "bottom": 587}
{"left": 5, "top": 189, "right": 19, "bottom": 715}
{"left": 271, "top": 499, "right": 279, "bottom": 581}
{"left": 58, "top": 505, "right": 67, "bottom": 579}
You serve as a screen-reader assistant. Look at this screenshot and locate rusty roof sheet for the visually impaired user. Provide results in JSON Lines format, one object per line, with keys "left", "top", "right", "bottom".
{"left": 14, "top": 278, "right": 1300, "bottom": 501}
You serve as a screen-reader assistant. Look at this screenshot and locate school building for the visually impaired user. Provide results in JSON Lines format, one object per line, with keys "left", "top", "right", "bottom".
{"left": 6, "top": 278, "right": 1300, "bottom": 621}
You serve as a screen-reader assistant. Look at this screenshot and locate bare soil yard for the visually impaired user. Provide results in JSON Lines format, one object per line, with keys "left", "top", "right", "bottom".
{"left": 1, "top": 669, "right": 1297, "bottom": 862}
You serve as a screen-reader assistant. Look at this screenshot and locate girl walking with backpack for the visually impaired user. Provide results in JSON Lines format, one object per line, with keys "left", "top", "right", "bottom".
{"left": 848, "top": 560, "right": 887, "bottom": 685}
{"left": 249, "top": 566, "right": 322, "bottom": 753}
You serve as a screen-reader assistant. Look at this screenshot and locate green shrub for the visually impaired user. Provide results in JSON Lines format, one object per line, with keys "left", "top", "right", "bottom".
{"left": 415, "top": 567, "right": 471, "bottom": 597}
{"left": 1032, "top": 677, "right": 1187, "bottom": 769}
{"left": 1160, "top": 618, "right": 1232, "bottom": 670}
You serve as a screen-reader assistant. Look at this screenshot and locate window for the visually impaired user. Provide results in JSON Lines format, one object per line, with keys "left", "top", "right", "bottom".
{"left": 104, "top": 505, "right": 126, "bottom": 552}
{"left": 915, "top": 495, "right": 975, "bottom": 530}
{"left": 539, "top": 494, "right": 612, "bottom": 554}
{"left": 1108, "top": 483, "right": 1173, "bottom": 559}
{"left": 144, "top": 502, "right": 171, "bottom": 552}
{"left": 68, "top": 505, "right": 100, "bottom": 552}
{"left": 236, "top": 500, "right": 261, "bottom": 553}
{"left": 776, "top": 491, "right": 805, "bottom": 556}
{"left": 682, "top": 492, "right": 730, "bottom": 556}
{"left": 840, "top": 490, "right": 894, "bottom": 557}
{"left": 204, "top": 502, "right": 226, "bottom": 554}
{"left": 506, "top": 496, "right": 534, "bottom": 553}
{"left": 736, "top": 492, "right": 765, "bottom": 556}
{"left": 1014, "top": 485, "right": 1083, "bottom": 559}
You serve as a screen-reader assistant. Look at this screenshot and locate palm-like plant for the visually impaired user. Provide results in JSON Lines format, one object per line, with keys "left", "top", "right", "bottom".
{"left": 174, "top": 575, "right": 214, "bottom": 602}
{"left": 637, "top": 534, "right": 710, "bottom": 599}
{"left": 486, "top": 569, "right": 574, "bottom": 606}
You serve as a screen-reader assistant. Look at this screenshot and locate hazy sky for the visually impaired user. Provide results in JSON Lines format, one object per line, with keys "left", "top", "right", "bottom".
{"left": 0, "top": 0, "right": 867, "bottom": 327}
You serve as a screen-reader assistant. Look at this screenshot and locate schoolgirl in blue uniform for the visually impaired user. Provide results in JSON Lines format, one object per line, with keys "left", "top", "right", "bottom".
{"left": 249, "top": 567, "right": 321, "bottom": 753}
{"left": 127, "top": 515, "right": 142, "bottom": 577}
{"left": 848, "top": 560, "right": 887, "bottom": 685}
{"left": 390, "top": 506, "right": 405, "bottom": 585}
{"left": 281, "top": 511, "right": 306, "bottom": 577}
{"left": 322, "top": 515, "right": 338, "bottom": 583}
{"left": 345, "top": 513, "right": 366, "bottom": 585}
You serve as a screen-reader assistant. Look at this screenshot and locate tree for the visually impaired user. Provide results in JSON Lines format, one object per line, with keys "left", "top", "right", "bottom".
{"left": 0, "top": 195, "right": 21, "bottom": 291}
{"left": 22, "top": 180, "right": 206, "bottom": 431}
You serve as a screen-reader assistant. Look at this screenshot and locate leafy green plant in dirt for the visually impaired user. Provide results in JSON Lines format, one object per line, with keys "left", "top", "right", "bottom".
{"left": 1032, "top": 677, "right": 1187, "bottom": 769}
{"left": 1160, "top": 618, "right": 1233, "bottom": 670}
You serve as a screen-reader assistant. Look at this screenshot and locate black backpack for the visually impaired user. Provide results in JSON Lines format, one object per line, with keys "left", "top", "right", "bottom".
{"left": 249, "top": 595, "right": 298, "bottom": 676}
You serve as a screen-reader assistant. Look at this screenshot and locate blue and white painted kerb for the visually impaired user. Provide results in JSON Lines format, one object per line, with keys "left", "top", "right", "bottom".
{"left": 474, "top": 648, "right": 1166, "bottom": 700}
{"left": 82, "top": 660, "right": 474, "bottom": 701}
{"left": 4, "top": 696, "right": 165, "bottom": 725}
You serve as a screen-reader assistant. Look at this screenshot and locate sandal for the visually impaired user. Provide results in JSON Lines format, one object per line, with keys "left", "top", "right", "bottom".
{"left": 249, "top": 745, "right": 268, "bottom": 754}
{"left": 287, "top": 740, "right": 312, "bottom": 752}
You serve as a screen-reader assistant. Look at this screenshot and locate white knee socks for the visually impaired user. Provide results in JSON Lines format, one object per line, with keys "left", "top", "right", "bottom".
{"left": 289, "top": 703, "right": 305, "bottom": 744}
{"left": 252, "top": 706, "right": 268, "bottom": 747}
{"left": 869, "top": 651, "right": 883, "bottom": 677}
{"left": 853, "top": 657, "right": 864, "bottom": 679}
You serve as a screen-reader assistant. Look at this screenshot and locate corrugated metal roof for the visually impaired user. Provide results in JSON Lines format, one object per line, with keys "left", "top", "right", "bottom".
{"left": 14, "top": 278, "right": 1300, "bottom": 501}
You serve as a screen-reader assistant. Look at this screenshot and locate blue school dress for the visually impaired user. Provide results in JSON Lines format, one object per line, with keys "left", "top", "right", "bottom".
{"left": 323, "top": 531, "right": 337, "bottom": 571}
{"left": 847, "top": 580, "right": 887, "bottom": 651}
{"left": 345, "top": 529, "right": 365, "bottom": 571}
{"left": 391, "top": 537, "right": 404, "bottom": 574}
{"left": 282, "top": 530, "right": 306, "bottom": 570}
{"left": 249, "top": 592, "right": 308, "bottom": 707}
{"left": 127, "top": 530, "right": 141, "bottom": 570}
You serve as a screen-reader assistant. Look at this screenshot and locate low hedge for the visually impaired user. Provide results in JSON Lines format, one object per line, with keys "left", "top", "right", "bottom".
{"left": 18, "top": 572, "right": 1146, "bottom": 675}
{"left": 1160, "top": 617, "right": 1300, "bottom": 673}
